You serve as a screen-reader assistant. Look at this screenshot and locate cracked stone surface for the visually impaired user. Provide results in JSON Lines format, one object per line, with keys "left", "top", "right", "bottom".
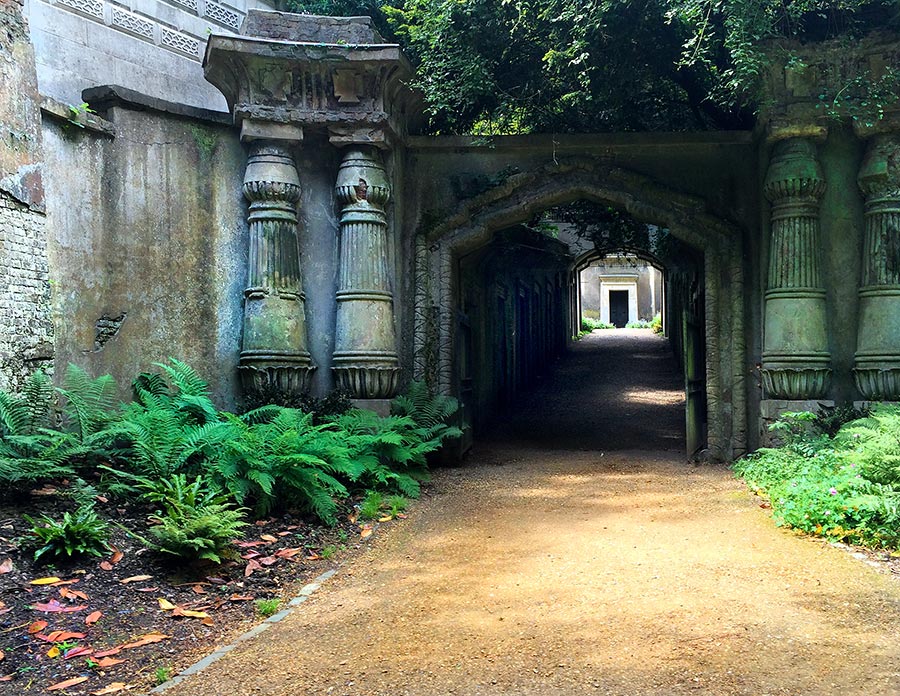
{"left": 164, "top": 330, "right": 900, "bottom": 696}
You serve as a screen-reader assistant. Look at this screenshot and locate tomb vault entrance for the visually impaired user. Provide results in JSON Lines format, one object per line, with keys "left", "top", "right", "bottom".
{"left": 412, "top": 159, "right": 748, "bottom": 462}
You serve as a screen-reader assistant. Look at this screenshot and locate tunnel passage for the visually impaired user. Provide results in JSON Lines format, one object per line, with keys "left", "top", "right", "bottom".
{"left": 414, "top": 159, "right": 749, "bottom": 461}
{"left": 453, "top": 215, "right": 709, "bottom": 458}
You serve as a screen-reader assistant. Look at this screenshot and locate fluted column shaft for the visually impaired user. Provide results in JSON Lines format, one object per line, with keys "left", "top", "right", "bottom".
{"left": 332, "top": 146, "right": 400, "bottom": 399}
{"left": 854, "top": 133, "right": 900, "bottom": 399}
{"left": 239, "top": 143, "right": 315, "bottom": 397}
{"left": 762, "top": 138, "right": 832, "bottom": 399}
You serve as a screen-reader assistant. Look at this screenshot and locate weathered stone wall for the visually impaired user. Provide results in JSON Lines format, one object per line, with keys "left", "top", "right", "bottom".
{"left": 43, "top": 96, "right": 247, "bottom": 407}
{"left": 24, "top": 0, "right": 275, "bottom": 112}
{"left": 0, "top": 0, "right": 54, "bottom": 392}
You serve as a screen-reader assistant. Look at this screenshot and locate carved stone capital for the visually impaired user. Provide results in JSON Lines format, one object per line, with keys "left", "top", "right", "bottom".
{"left": 242, "top": 144, "right": 301, "bottom": 206}
{"left": 763, "top": 138, "right": 826, "bottom": 205}
{"left": 334, "top": 147, "right": 391, "bottom": 209}
{"left": 858, "top": 134, "right": 900, "bottom": 202}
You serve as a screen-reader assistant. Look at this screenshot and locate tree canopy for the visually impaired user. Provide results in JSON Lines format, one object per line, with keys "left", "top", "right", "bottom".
{"left": 284, "top": 0, "right": 898, "bottom": 134}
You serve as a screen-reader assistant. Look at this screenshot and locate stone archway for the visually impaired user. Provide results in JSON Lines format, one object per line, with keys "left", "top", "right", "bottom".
{"left": 413, "top": 158, "right": 748, "bottom": 461}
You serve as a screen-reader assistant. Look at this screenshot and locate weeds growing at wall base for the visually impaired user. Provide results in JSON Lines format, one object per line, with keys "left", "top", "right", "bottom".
{"left": 734, "top": 405, "right": 900, "bottom": 549}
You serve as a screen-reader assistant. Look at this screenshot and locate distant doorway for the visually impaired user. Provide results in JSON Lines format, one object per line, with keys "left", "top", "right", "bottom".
{"left": 609, "top": 290, "right": 629, "bottom": 328}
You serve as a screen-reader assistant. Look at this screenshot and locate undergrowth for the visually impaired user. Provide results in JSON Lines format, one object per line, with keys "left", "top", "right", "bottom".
{"left": 0, "top": 361, "right": 460, "bottom": 562}
{"left": 734, "top": 405, "right": 900, "bottom": 549}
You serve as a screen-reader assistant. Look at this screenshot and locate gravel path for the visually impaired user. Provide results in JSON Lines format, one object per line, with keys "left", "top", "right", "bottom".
{"left": 164, "top": 330, "right": 900, "bottom": 696}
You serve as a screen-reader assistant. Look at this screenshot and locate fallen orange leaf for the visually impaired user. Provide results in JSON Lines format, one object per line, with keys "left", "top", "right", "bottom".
{"left": 30, "top": 577, "right": 61, "bottom": 585}
{"left": 85, "top": 611, "right": 102, "bottom": 625}
{"left": 259, "top": 556, "right": 278, "bottom": 566}
{"left": 0, "top": 558, "right": 12, "bottom": 574}
{"left": 44, "top": 630, "right": 86, "bottom": 642}
{"left": 134, "top": 587, "right": 158, "bottom": 592}
{"left": 119, "top": 633, "right": 169, "bottom": 650}
{"left": 378, "top": 515, "right": 393, "bottom": 522}
{"left": 259, "top": 534, "right": 277, "bottom": 543}
{"left": 172, "top": 608, "right": 208, "bottom": 619}
{"left": 244, "top": 559, "right": 261, "bottom": 577}
{"left": 360, "top": 526, "right": 373, "bottom": 539}
{"left": 28, "top": 620, "right": 48, "bottom": 634}
{"left": 59, "top": 587, "right": 89, "bottom": 601}
{"left": 228, "top": 594, "right": 254, "bottom": 602}
{"left": 109, "top": 551, "right": 124, "bottom": 565}
{"left": 94, "top": 656, "right": 125, "bottom": 667}
{"left": 92, "top": 648, "right": 121, "bottom": 658}
{"left": 201, "top": 617, "right": 214, "bottom": 627}
{"left": 99, "top": 561, "right": 113, "bottom": 572}
{"left": 120, "top": 575, "right": 152, "bottom": 584}
{"left": 48, "top": 676, "right": 89, "bottom": 691}
{"left": 0, "top": 674, "right": 12, "bottom": 681}
{"left": 91, "top": 683, "right": 130, "bottom": 695}
{"left": 157, "top": 598, "right": 176, "bottom": 611}
{"left": 191, "top": 585, "right": 207, "bottom": 595}
{"left": 0, "top": 649, "right": 4, "bottom": 661}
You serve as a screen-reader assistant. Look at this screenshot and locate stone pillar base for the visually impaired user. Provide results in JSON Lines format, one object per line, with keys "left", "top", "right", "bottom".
{"left": 351, "top": 398, "right": 392, "bottom": 417}
{"left": 759, "top": 399, "right": 834, "bottom": 447}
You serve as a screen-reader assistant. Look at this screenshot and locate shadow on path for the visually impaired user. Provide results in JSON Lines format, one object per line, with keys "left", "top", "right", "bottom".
{"left": 484, "top": 328, "right": 684, "bottom": 452}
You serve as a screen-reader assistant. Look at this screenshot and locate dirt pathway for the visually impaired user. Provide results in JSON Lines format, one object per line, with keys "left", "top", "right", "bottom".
{"left": 165, "top": 331, "right": 900, "bottom": 696}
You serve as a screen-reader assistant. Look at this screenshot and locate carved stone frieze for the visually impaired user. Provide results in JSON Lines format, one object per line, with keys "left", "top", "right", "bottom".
{"left": 761, "top": 137, "right": 832, "bottom": 399}
{"left": 332, "top": 146, "right": 400, "bottom": 399}
{"left": 854, "top": 133, "right": 900, "bottom": 399}
{"left": 238, "top": 142, "right": 315, "bottom": 398}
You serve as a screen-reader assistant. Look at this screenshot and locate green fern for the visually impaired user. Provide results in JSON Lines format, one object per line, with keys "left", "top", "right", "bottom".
{"left": 141, "top": 474, "right": 247, "bottom": 564}
{"left": 57, "top": 364, "right": 118, "bottom": 440}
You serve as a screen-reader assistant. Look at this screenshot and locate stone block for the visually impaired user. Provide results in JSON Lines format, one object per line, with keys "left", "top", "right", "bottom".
{"left": 351, "top": 398, "right": 392, "bottom": 417}
{"left": 759, "top": 399, "right": 834, "bottom": 447}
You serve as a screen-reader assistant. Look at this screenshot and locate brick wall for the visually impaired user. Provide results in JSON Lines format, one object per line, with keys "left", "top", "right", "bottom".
{"left": 0, "top": 190, "right": 53, "bottom": 391}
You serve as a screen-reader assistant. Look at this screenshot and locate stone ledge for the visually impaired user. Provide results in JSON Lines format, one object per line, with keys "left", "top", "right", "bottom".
{"left": 81, "top": 84, "right": 232, "bottom": 126}
{"left": 39, "top": 96, "right": 116, "bottom": 137}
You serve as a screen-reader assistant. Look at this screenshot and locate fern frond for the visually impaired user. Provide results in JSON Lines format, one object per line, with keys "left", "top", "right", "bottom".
{"left": 156, "top": 358, "right": 211, "bottom": 398}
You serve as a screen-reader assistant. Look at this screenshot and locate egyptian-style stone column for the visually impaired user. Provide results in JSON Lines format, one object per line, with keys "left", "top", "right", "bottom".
{"left": 762, "top": 138, "right": 832, "bottom": 399}
{"left": 854, "top": 133, "right": 900, "bottom": 400}
{"left": 239, "top": 142, "right": 315, "bottom": 396}
{"left": 332, "top": 146, "right": 400, "bottom": 399}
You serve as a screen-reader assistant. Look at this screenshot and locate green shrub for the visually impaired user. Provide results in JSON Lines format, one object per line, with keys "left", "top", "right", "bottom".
{"left": 143, "top": 474, "right": 247, "bottom": 564}
{"left": 625, "top": 319, "right": 653, "bottom": 329}
{"left": 24, "top": 504, "right": 110, "bottom": 562}
{"left": 580, "top": 316, "right": 614, "bottom": 331}
{"left": 254, "top": 598, "right": 280, "bottom": 617}
{"left": 650, "top": 313, "right": 662, "bottom": 334}
{"left": 734, "top": 405, "right": 900, "bottom": 549}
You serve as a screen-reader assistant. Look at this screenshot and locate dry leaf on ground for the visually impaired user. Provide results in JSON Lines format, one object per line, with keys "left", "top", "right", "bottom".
{"left": 91, "top": 683, "right": 131, "bottom": 695}
{"left": 47, "top": 676, "right": 89, "bottom": 691}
